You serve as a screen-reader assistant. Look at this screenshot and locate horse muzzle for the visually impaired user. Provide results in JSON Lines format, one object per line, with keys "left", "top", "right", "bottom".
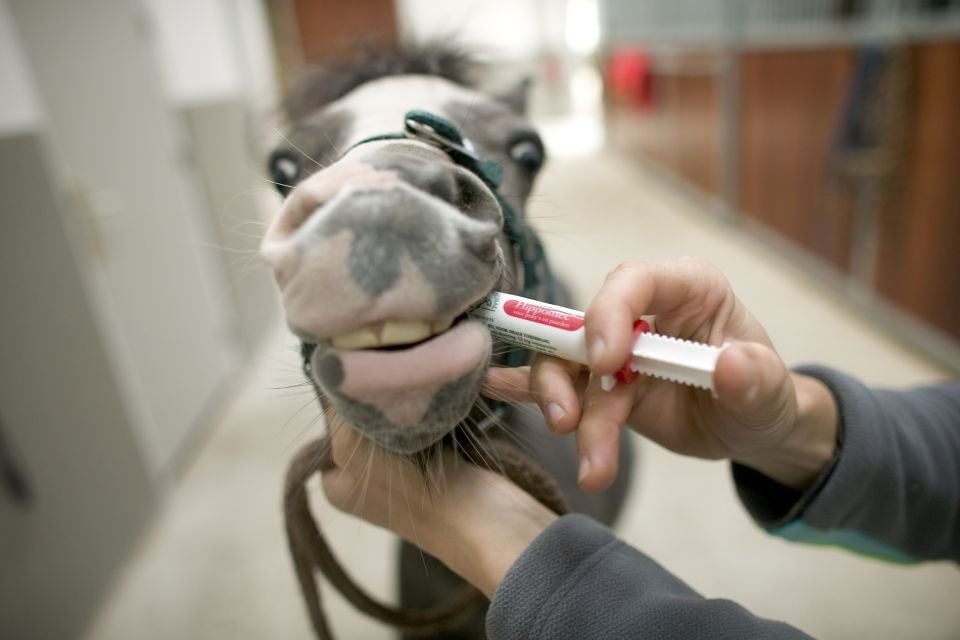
{"left": 261, "top": 147, "right": 504, "bottom": 452}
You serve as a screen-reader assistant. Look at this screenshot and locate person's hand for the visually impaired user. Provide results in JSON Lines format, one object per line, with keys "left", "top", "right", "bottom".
{"left": 321, "top": 422, "right": 557, "bottom": 596}
{"left": 484, "top": 258, "right": 838, "bottom": 492}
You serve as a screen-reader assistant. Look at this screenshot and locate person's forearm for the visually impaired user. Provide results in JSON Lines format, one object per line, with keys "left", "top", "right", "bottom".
{"left": 424, "top": 467, "right": 557, "bottom": 598}
{"left": 487, "top": 514, "right": 814, "bottom": 639}
{"left": 736, "top": 368, "right": 960, "bottom": 563}
{"left": 733, "top": 373, "right": 838, "bottom": 490}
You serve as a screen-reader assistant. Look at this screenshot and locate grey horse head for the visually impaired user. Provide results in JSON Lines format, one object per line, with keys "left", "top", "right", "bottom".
{"left": 261, "top": 46, "right": 546, "bottom": 454}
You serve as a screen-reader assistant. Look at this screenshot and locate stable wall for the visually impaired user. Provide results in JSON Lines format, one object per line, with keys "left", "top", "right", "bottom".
{"left": 606, "top": 40, "right": 960, "bottom": 351}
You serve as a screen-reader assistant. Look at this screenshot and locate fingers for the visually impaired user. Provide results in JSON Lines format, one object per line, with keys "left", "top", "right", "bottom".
{"left": 584, "top": 259, "right": 727, "bottom": 373}
{"left": 320, "top": 465, "right": 357, "bottom": 513}
{"left": 531, "top": 356, "right": 583, "bottom": 434}
{"left": 576, "top": 375, "right": 633, "bottom": 492}
{"left": 322, "top": 425, "right": 367, "bottom": 516}
{"left": 481, "top": 366, "right": 534, "bottom": 404}
{"left": 484, "top": 357, "right": 631, "bottom": 492}
{"left": 329, "top": 422, "right": 368, "bottom": 472}
{"left": 713, "top": 341, "right": 792, "bottom": 427}
{"left": 482, "top": 357, "right": 584, "bottom": 434}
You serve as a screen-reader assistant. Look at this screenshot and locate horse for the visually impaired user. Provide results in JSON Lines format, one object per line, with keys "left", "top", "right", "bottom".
{"left": 261, "top": 44, "right": 633, "bottom": 639}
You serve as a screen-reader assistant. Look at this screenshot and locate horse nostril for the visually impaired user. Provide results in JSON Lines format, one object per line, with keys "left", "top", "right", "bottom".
{"left": 460, "top": 225, "right": 500, "bottom": 263}
{"left": 372, "top": 154, "right": 457, "bottom": 204}
{"left": 419, "top": 166, "right": 457, "bottom": 204}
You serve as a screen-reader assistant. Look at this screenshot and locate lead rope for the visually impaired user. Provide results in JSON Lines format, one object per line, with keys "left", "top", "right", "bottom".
{"left": 284, "top": 433, "right": 569, "bottom": 639}
{"left": 284, "top": 111, "right": 566, "bottom": 638}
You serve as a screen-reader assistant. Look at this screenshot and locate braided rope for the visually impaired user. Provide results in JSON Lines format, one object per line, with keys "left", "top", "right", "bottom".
{"left": 283, "top": 433, "right": 569, "bottom": 639}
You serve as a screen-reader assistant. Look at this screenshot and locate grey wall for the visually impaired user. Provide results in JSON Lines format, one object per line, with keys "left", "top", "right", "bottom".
{"left": 8, "top": 0, "right": 239, "bottom": 478}
{"left": 0, "top": 132, "right": 155, "bottom": 639}
{"left": 0, "top": 1, "right": 283, "bottom": 635}
{"left": 181, "top": 99, "right": 279, "bottom": 354}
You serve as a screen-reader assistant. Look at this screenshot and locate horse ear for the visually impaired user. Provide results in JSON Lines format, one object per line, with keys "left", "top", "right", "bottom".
{"left": 496, "top": 77, "right": 533, "bottom": 115}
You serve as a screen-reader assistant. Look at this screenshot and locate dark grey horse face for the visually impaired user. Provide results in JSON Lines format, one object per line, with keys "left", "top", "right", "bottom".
{"left": 262, "top": 76, "right": 544, "bottom": 454}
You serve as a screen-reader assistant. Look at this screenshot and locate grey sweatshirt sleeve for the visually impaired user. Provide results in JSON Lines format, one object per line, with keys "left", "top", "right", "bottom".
{"left": 734, "top": 366, "right": 960, "bottom": 563}
{"left": 486, "top": 369, "right": 960, "bottom": 639}
{"left": 486, "top": 514, "right": 811, "bottom": 640}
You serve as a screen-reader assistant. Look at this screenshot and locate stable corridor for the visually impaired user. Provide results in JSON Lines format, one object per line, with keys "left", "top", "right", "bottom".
{"left": 89, "top": 150, "right": 960, "bottom": 640}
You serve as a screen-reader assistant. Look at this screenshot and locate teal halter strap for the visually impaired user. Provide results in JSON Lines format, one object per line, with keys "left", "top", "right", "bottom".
{"left": 348, "top": 110, "right": 556, "bottom": 368}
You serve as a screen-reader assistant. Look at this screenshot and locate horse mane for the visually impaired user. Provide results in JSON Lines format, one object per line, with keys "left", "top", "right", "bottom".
{"left": 282, "top": 43, "right": 477, "bottom": 122}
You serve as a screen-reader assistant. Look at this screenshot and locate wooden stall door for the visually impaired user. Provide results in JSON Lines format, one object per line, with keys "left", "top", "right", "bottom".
{"left": 605, "top": 52, "right": 722, "bottom": 197}
{"left": 268, "top": 0, "right": 398, "bottom": 91}
{"left": 738, "top": 48, "right": 856, "bottom": 270}
{"left": 874, "top": 41, "right": 960, "bottom": 340}
{"left": 293, "top": 0, "right": 397, "bottom": 63}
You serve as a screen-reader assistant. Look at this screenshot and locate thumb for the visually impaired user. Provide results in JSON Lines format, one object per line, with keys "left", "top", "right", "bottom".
{"left": 713, "top": 341, "right": 792, "bottom": 427}
{"left": 321, "top": 466, "right": 359, "bottom": 515}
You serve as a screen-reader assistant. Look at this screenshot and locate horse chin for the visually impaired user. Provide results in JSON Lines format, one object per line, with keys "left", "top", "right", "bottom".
{"left": 310, "top": 320, "right": 492, "bottom": 454}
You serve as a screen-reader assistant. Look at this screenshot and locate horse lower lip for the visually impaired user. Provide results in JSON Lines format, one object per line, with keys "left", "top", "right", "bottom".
{"left": 334, "top": 320, "right": 490, "bottom": 397}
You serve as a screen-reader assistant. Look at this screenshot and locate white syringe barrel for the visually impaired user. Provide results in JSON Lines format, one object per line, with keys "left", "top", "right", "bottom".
{"left": 470, "top": 291, "right": 590, "bottom": 365}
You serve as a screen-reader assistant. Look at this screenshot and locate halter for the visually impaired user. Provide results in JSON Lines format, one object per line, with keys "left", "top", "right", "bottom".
{"left": 343, "top": 109, "right": 557, "bottom": 367}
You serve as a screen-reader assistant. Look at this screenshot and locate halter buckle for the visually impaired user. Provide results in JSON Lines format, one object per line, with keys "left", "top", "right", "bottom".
{"left": 403, "top": 118, "right": 480, "bottom": 161}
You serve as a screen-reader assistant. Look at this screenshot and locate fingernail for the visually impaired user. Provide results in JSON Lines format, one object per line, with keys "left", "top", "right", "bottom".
{"left": 589, "top": 336, "right": 606, "bottom": 366}
{"left": 578, "top": 456, "right": 591, "bottom": 484}
{"left": 547, "top": 402, "right": 566, "bottom": 428}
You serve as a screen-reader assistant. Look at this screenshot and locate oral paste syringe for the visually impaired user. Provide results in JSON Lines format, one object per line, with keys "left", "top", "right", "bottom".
{"left": 470, "top": 291, "right": 726, "bottom": 391}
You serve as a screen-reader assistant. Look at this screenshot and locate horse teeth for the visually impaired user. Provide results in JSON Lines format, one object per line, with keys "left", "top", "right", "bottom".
{"left": 330, "top": 319, "right": 452, "bottom": 350}
{"left": 431, "top": 317, "right": 454, "bottom": 334}
{"left": 331, "top": 327, "right": 379, "bottom": 350}
{"left": 381, "top": 320, "right": 431, "bottom": 347}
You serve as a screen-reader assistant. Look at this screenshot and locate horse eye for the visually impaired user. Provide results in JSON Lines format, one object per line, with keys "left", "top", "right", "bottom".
{"left": 508, "top": 139, "right": 544, "bottom": 173}
{"left": 268, "top": 149, "right": 301, "bottom": 196}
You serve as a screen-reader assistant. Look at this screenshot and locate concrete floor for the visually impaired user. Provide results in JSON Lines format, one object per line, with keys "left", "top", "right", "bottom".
{"left": 88, "top": 150, "right": 960, "bottom": 639}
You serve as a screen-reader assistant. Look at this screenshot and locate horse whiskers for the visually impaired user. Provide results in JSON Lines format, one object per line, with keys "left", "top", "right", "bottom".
{"left": 458, "top": 426, "right": 500, "bottom": 478}
{"left": 271, "top": 125, "right": 329, "bottom": 170}
{"left": 454, "top": 429, "right": 528, "bottom": 502}
{"left": 426, "top": 447, "right": 444, "bottom": 497}
{"left": 505, "top": 400, "right": 553, "bottom": 426}
{"left": 396, "top": 453, "right": 431, "bottom": 577}
{"left": 318, "top": 127, "right": 346, "bottom": 162}
{"left": 480, "top": 381, "right": 553, "bottom": 404}
{"left": 267, "top": 381, "right": 317, "bottom": 391}
{"left": 302, "top": 409, "right": 345, "bottom": 453}
{"left": 213, "top": 265, "right": 277, "bottom": 304}
{"left": 486, "top": 418, "right": 539, "bottom": 460}
{"left": 386, "top": 452, "right": 394, "bottom": 533}
{"left": 472, "top": 400, "right": 541, "bottom": 460}
{"left": 351, "top": 444, "right": 378, "bottom": 523}
{"left": 452, "top": 435, "right": 484, "bottom": 473}
{"left": 245, "top": 165, "right": 298, "bottom": 192}
{"left": 485, "top": 422, "right": 539, "bottom": 460}
{"left": 193, "top": 250, "right": 267, "bottom": 299}
{"left": 313, "top": 418, "right": 344, "bottom": 465}
{"left": 212, "top": 188, "right": 287, "bottom": 231}
{"left": 225, "top": 216, "right": 271, "bottom": 230}
{"left": 426, "top": 442, "right": 451, "bottom": 496}
{"left": 334, "top": 420, "right": 368, "bottom": 479}
{"left": 189, "top": 239, "right": 261, "bottom": 257}
{"left": 270, "top": 389, "right": 323, "bottom": 399}
{"left": 278, "top": 395, "right": 329, "bottom": 438}
{"left": 283, "top": 410, "right": 327, "bottom": 453}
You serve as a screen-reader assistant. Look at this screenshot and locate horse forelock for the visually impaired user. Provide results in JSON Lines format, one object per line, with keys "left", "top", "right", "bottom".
{"left": 282, "top": 43, "right": 478, "bottom": 123}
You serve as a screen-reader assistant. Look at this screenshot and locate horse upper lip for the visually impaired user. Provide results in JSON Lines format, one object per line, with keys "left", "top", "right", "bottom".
{"left": 326, "top": 317, "right": 456, "bottom": 350}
